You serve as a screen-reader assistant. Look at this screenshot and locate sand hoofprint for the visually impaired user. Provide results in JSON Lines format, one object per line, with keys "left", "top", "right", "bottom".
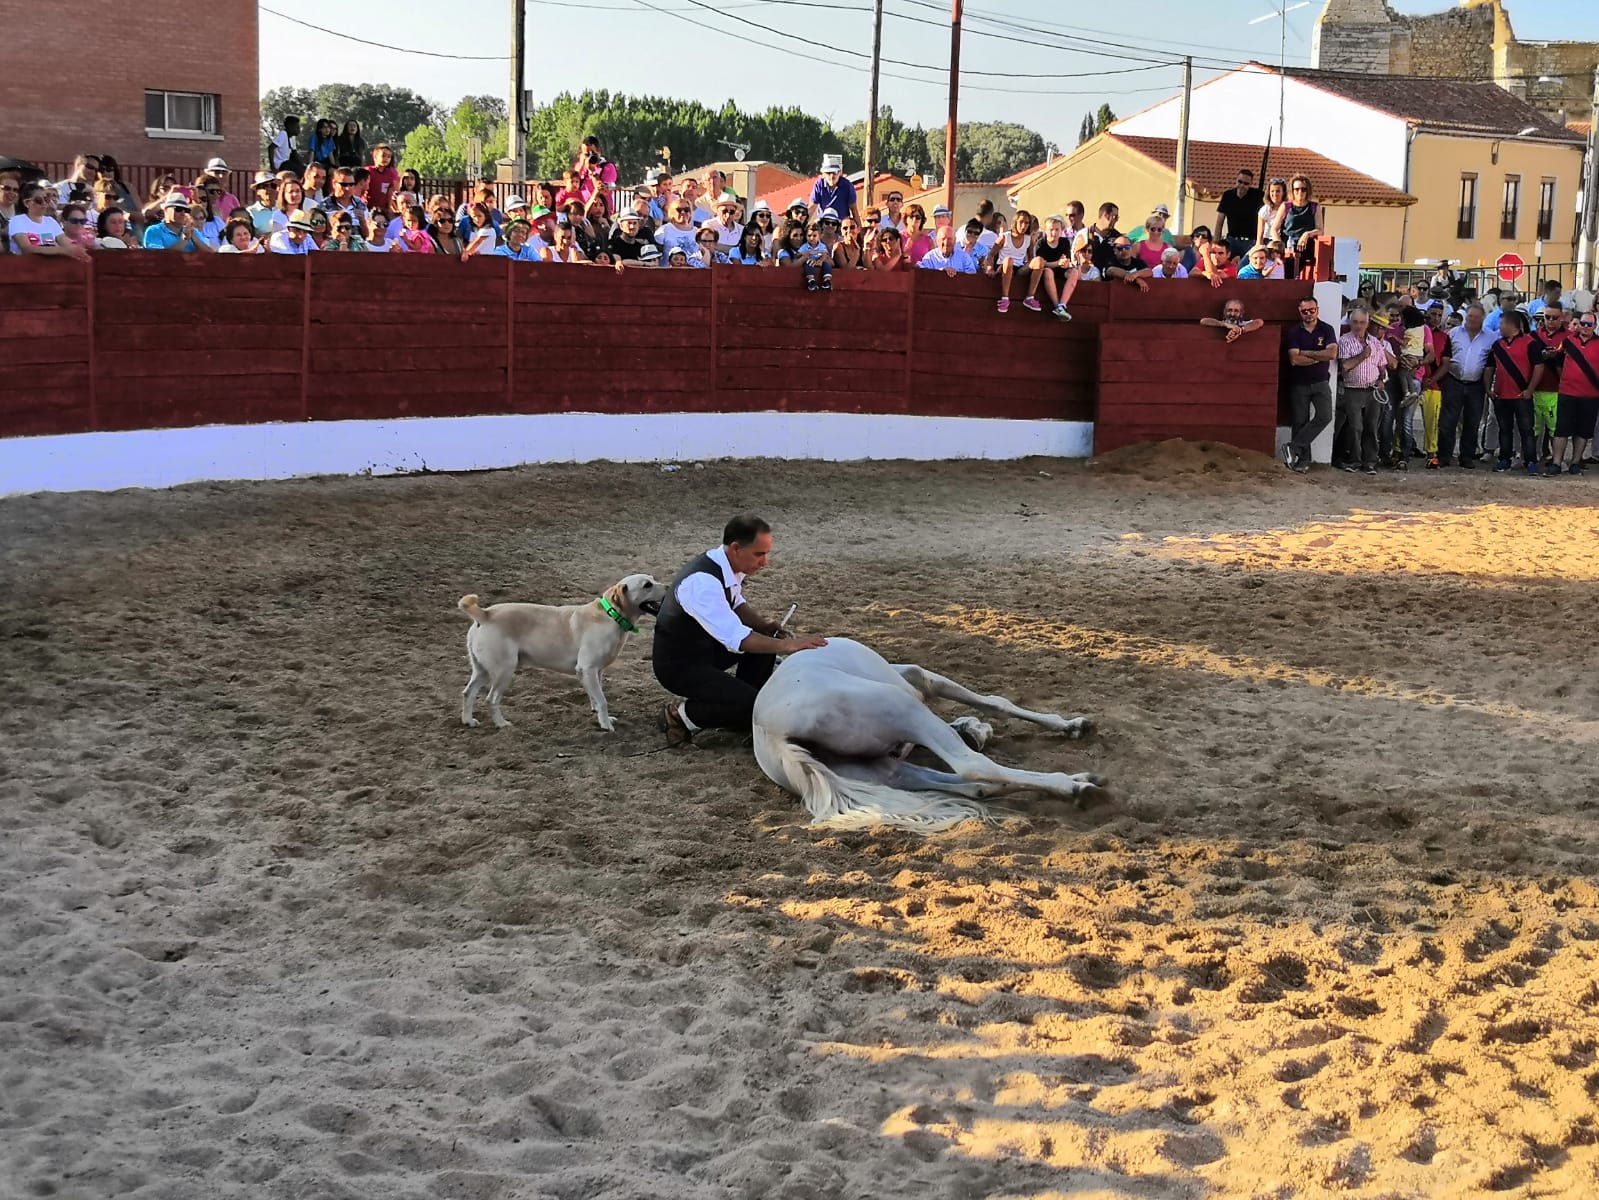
{"left": 3, "top": 445, "right": 1598, "bottom": 1199}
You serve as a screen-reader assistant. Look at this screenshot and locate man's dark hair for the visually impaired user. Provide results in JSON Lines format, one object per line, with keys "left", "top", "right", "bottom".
{"left": 285, "top": 116, "right": 301, "bottom": 132}
{"left": 1238, "top": 168, "right": 1254, "bottom": 179}
{"left": 1501, "top": 310, "right": 1525, "bottom": 333}
{"left": 1544, "top": 299, "right": 1564, "bottom": 312}
{"left": 1542, "top": 279, "right": 1561, "bottom": 293}
{"left": 723, "top": 513, "right": 771, "bottom": 547}
{"left": 975, "top": 199, "right": 994, "bottom": 218}
{"left": 1098, "top": 201, "right": 1118, "bottom": 217}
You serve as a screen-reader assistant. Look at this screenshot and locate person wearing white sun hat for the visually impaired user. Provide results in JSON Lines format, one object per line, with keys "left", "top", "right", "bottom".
{"left": 808, "top": 152, "right": 858, "bottom": 225}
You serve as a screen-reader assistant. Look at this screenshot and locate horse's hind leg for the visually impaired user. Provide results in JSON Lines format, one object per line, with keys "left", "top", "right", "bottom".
{"left": 893, "top": 663, "right": 1092, "bottom": 739}
{"left": 876, "top": 693, "right": 1102, "bottom": 801}
{"left": 828, "top": 755, "right": 1001, "bottom": 800}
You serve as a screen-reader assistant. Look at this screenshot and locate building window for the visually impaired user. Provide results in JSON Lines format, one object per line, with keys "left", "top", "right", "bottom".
{"left": 144, "top": 90, "right": 219, "bottom": 137}
{"left": 1500, "top": 175, "right": 1520, "bottom": 241}
{"left": 1457, "top": 174, "right": 1477, "bottom": 241}
{"left": 1537, "top": 179, "right": 1556, "bottom": 241}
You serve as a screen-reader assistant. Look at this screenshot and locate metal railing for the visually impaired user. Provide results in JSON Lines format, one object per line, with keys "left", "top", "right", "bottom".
{"left": 1358, "top": 261, "right": 1579, "bottom": 298}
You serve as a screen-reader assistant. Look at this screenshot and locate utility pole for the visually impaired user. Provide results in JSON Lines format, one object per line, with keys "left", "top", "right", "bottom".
{"left": 864, "top": 0, "right": 883, "bottom": 206}
{"left": 943, "top": 0, "right": 961, "bottom": 216}
{"left": 1174, "top": 56, "right": 1193, "bottom": 233}
{"left": 509, "top": 0, "right": 526, "bottom": 184}
{"left": 1577, "top": 67, "right": 1599, "bottom": 290}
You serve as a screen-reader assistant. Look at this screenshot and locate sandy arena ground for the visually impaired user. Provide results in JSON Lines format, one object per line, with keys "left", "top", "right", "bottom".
{"left": 3, "top": 443, "right": 1598, "bottom": 1200}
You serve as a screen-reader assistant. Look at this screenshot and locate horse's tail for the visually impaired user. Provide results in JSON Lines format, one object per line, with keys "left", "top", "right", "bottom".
{"left": 754, "top": 727, "right": 988, "bottom": 833}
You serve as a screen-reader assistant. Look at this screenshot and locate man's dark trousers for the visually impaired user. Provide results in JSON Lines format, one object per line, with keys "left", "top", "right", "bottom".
{"left": 1493, "top": 395, "right": 1536, "bottom": 465}
{"left": 1438, "top": 375, "right": 1485, "bottom": 465}
{"left": 654, "top": 648, "right": 775, "bottom": 732}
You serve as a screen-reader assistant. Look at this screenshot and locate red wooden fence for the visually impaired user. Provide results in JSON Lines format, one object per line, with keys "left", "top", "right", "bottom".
{"left": 0, "top": 256, "right": 1308, "bottom": 447}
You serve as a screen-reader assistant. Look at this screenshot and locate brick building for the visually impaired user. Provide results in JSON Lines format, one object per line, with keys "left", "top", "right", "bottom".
{"left": 0, "top": 6, "right": 260, "bottom": 172}
{"left": 1312, "top": 0, "right": 1596, "bottom": 127}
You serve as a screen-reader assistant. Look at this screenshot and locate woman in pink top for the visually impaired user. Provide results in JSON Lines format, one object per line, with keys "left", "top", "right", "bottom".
{"left": 902, "top": 204, "right": 933, "bottom": 265}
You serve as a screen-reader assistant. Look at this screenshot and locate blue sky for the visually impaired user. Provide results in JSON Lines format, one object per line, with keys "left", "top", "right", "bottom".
{"left": 260, "top": 0, "right": 1599, "bottom": 157}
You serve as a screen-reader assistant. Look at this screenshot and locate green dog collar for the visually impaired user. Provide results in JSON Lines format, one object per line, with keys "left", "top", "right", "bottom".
{"left": 597, "top": 595, "right": 637, "bottom": 634}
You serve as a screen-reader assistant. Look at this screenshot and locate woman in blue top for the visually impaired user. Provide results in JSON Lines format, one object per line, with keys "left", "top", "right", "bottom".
{"left": 729, "top": 224, "right": 765, "bottom": 265}
{"left": 307, "top": 118, "right": 338, "bottom": 168}
{"left": 772, "top": 219, "right": 806, "bottom": 265}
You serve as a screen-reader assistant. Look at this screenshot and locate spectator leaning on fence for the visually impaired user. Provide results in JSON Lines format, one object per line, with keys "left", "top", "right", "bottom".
{"left": 1200, "top": 299, "right": 1264, "bottom": 343}
{"left": 8, "top": 181, "right": 85, "bottom": 258}
{"left": 95, "top": 207, "right": 138, "bottom": 251}
{"left": 268, "top": 210, "right": 316, "bottom": 255}
{"left": 917, "top": 223, "right": 977, "bottom": 276}
{"left": 808, "top": 154, "right": 858, "bottom": 225}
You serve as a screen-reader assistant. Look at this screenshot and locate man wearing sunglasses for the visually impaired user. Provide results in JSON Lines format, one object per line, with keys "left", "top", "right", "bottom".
{"left": 1546, "top": 310, "right": 1599, "bottom": 476}
{"left": 1283, "top": 299, "right": 1338, "bottom": 472}
{"left": 879, "top": 190, "right": 905, "bottom": 232}
{"left": 706, "top": 191, "right": 744, "bottom": 251}
{"left": 53, "top": 154, "right": 99, "bottom": 201}
{"left": 1530, "top": 305, "right": 1567, "bottom": 470}
{"left": 320, "top": 169, "right": 370, "bottom": 227}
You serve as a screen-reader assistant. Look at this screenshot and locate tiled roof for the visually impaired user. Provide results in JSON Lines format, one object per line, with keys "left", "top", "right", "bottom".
{"left": 1109, "top": 134, "right": 1416, "bottom": 205}
{"left": 997, "top": 160, "right": 1050, "bottom": 186}
{"left": 1268, "top": 65, "right": 1584, "bottom": 142}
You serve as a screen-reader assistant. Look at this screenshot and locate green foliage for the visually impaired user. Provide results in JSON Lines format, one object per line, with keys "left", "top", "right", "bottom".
{"left": 1078, "top": 103, "right": 1118, "bottom": 145}
{"left": 260, "top": 83, "right": 439, "bottom": 150}
{"left": 260, "top": 85, "right": 1039, "bottom": 184}
{"left": 523, "top": 91, "right": 843, "bottom": 181}
{"left": 837, "top": 109, "right": 1044, "bottom": 183}
{"left": 399, "top": 96, "right": 509, "bottom": 179}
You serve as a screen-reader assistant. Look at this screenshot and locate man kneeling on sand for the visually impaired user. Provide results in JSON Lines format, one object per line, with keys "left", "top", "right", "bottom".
{"left": 653, "top": 514, "right": 826, "bottom": 744}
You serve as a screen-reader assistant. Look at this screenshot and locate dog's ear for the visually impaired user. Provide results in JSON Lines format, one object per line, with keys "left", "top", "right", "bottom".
{"left": 603, "top": 580, "right": 628, "bottom": 610}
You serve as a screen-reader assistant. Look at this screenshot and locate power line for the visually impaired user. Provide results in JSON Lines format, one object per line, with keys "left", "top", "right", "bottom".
{"left": 259, "top": 6, "right": 510, "bottom": 59}
{"left": 622, "top": 0, "right": 1182, "bottom": 93}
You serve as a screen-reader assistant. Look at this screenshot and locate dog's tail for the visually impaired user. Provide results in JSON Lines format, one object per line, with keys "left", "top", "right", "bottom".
{"left": 753, "top": 727, "right": 989, "bottom": 833}
{"left": 458, "top": 594, "right": 491, "bottom": 624}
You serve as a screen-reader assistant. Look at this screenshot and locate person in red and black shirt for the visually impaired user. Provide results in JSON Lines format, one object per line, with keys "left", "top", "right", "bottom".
{"left": 1545, "top": 311, "right": 1599, "bottom": 476}
{"left": 1484, "top": 310, "right": 1544, "bottom": 474}
{"left": 1530, "top": 305, "right": 1567, "bottom": 470}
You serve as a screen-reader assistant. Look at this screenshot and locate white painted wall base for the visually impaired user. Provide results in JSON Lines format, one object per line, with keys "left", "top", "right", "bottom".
{"left": 0, "top": 412, "right": 1096, "bottom": 497}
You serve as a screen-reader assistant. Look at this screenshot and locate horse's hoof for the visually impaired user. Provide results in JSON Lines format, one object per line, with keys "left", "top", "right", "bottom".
{"left": 463, "top": 717, "right": 479, "bottom": 727}
{"left": 1065, "top": 718, "right": 1094, "bottom": 740}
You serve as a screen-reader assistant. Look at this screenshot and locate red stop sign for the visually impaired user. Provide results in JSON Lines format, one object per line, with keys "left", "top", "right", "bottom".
{"left": 1496, "top": 252, "right": 1525, "bottom": 283}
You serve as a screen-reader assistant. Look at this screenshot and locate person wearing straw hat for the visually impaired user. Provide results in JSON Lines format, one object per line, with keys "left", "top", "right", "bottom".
{"left": 267, "top": 210, "right": 317, "bottom": 255}
{"left": 141, "top": 192, "right": 212, "bottom": 252}
{"left": 808, "top": 153, "right": 858, "bottom": 225}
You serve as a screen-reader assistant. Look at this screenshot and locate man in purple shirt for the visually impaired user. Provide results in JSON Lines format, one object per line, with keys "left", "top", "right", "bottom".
{"left": 808, "top": 154, "right": 859, "bottom": 225}
{"left": 1283, "top": 297, "right": 1339, "bottom": 472}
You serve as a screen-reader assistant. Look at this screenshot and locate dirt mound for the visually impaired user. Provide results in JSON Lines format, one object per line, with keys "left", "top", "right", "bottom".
{"left": 1091, "top": 437, "right": 1281, "bottom": 477}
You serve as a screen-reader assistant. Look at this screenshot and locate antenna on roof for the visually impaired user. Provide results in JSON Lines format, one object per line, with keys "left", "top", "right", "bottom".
{"left": 1248, "top": 1, "right": 1310, "bottom": 141}
{"left": 718, "top": 139, "right": 751, "bottom": 162}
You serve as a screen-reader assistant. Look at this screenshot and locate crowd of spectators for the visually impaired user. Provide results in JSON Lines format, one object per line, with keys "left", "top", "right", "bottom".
{"left": 1283, "top": 280, "right": 1598, "bottom": 477}
{"left": 3, "top": 136, "right": 1593, "bottom": 474}
{"left": 0, "top": 142, "right": 1323, "bottom": 303}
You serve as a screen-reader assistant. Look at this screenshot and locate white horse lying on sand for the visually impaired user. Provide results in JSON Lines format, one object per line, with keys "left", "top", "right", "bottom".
{"left": 752, "top": 637, "right": 1103, "bottom": 831}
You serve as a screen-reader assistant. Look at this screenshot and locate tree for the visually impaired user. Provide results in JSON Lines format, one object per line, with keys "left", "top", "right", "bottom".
{"left": 259, "top": 83, "right": 439, "bottom": 151}
{"left": 1077, "top": 104, "right": 1117, "bottom": 145}
{"left": 401, "top": 96, "right": 509, "bottom": 179}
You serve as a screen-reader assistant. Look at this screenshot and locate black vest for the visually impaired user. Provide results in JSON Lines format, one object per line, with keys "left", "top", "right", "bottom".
{"left": 653, "top": 550, "right": 735, "bottom": 662}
